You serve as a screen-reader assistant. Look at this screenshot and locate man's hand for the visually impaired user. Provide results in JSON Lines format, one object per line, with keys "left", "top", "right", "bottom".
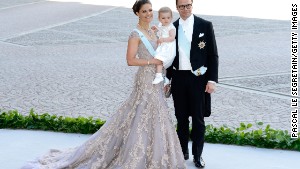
{"left": 205, "top": 82, "right": 216, "bottom": 93}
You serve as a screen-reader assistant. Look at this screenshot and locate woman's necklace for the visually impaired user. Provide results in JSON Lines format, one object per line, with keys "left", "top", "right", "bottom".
{"left": 137, "top": 23, "right": 153, "bottom": 38}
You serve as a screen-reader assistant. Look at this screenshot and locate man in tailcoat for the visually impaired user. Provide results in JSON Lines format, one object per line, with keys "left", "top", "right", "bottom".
{"left": 166, "top": 0, "right": 219, "bottom": 167}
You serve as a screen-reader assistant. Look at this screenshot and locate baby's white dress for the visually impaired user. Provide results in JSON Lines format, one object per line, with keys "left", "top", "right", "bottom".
{"left": 154, "top": 23, "right": 176, "bottom": 68}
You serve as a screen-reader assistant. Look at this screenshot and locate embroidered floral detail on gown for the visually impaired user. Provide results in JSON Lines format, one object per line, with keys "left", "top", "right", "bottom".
{"left": 21, "top": 30, "right": 186, "bottom": 169}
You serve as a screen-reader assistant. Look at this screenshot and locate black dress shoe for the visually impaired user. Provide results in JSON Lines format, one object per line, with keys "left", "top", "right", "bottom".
{"left": 184, "top": 153, "right": 189, "bottom": 160}
{"left": 193, "top": 156, "right": 205, "bottom": 168}
{"left": 183, "top": 148, "right": 189, "bottom": 160}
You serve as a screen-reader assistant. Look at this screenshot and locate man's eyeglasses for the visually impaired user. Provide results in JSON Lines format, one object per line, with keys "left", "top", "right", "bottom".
{"left": 177, "top": 4, "right": 192, "bottom": 10}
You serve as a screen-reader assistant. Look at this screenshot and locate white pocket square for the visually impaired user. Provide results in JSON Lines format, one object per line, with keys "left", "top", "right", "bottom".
{"left": 199, "top": 33, "right": 204, "bottom": 38}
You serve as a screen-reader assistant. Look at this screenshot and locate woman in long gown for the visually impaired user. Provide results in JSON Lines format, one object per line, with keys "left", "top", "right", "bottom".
{"left": 21, "top": 0, "right": 186, "bottom": 168}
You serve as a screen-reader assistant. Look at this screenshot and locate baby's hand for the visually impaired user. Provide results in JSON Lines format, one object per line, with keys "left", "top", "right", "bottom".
{"left": 151, "top": 25, "right": 158, "bottom": 32}
{"left": 157, "top": 38, "right": 164, "bottom": 45}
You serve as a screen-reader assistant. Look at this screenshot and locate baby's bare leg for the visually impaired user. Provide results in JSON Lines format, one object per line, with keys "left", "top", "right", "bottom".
{"left": 156, "top": 64, "right": 163, "bottom": 73}
{"left": 153, "top": 62, "right": 164, "bottom": 84}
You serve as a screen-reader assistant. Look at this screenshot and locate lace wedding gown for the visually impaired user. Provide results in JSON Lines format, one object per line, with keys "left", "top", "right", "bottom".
{"left": 21, "top": 30, "right": 186, "bottom": 169}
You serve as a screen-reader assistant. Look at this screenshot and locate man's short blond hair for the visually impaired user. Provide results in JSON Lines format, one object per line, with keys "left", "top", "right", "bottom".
{"left": 158, "top": 7, "right": 173, "bottom": 18}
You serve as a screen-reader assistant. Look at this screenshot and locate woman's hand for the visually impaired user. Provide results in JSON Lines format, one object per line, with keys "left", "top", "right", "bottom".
{"left": 150, "top": 58, "right": 162, "bottom": 65}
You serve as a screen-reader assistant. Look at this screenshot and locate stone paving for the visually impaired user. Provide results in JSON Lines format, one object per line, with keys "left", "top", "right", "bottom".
{"left": 0, "top": 1, "right": 294, "bottom": 131}
{"left": 0, "top": 0, "right": 45, "bottom": 9}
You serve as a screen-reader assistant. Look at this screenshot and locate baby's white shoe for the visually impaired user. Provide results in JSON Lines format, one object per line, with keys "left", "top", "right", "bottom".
{"left": 152, "top": 73, "right": 164, "bottom": 84}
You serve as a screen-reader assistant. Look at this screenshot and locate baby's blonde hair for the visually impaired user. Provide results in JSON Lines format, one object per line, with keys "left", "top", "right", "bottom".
{"left": 158, "top": 7, "right": 173, "bottom": 18}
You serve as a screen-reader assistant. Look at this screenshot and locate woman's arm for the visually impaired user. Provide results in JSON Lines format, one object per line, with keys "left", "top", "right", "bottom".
{"left": 126, "top": 37, "right": 162, "bottom": 66}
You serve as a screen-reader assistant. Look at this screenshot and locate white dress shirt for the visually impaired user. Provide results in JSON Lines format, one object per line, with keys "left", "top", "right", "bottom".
{"left": 178, "top": 15, "right": 194, "bottom": 70}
